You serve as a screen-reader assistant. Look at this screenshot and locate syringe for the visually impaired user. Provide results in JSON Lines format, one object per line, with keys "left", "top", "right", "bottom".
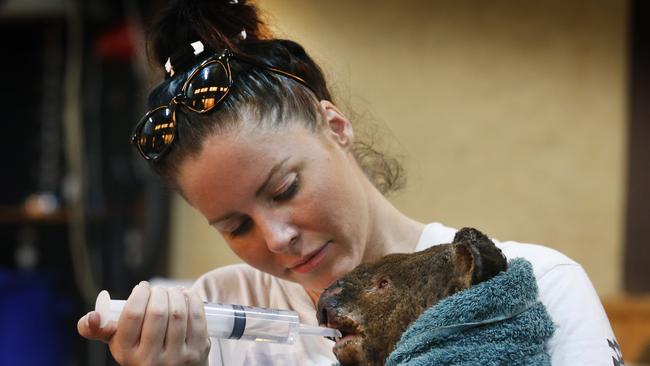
{"left": 95, "top": 290, "right": 341, "bottom": 344}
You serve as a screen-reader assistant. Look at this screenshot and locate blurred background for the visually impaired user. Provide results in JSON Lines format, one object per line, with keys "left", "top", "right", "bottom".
{"left": 0, "top": 0, "right": 648, "bottom": 365}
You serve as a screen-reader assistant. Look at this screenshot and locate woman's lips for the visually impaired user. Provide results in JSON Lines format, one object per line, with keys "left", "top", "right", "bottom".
{"left": 291, "top": 242, "right": 331, "bottom": 274}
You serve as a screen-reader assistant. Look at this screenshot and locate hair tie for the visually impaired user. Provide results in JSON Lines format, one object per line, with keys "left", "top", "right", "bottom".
{"left": 190, "top": 41, "right": 205, "bottom": 55}
{"left": 234, "top": 29, "right": 247, "bottom": 42}
{"left": 164, "top": 41, "right": 206, "bottom": 77}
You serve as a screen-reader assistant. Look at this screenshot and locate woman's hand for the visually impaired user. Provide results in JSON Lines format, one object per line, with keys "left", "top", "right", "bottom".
{"left": 77, "top": 282, "right": 211, "bottom": 366}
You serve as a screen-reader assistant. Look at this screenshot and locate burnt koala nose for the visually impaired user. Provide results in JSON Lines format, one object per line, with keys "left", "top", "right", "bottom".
{"left": 317, "top": 297, "right": 340, "bottom": 326}
{"left": 318, "top": 304, "right": 328, "bottom": 326}
{"left": 317, "top": 283, "right": 344, "bottom": 326}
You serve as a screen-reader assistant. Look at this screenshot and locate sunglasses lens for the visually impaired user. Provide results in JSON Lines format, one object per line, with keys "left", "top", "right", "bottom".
{"left": 137, "top": 107, "right": 176, "bottom": 160}
{"left": 185, "top": 61, "right": 231, "bottom": 112}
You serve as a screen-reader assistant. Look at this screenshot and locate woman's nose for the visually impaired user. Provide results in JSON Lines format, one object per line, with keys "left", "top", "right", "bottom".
{"left": 257, "top": 214, "right": 299, "bottom": 254}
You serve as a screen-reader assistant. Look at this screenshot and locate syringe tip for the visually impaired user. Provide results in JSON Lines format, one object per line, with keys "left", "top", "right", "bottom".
{"left": 298, "top": 323, "right": 342, "bottom": 338}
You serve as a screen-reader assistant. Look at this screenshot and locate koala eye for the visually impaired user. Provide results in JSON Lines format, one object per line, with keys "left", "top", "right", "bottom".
{"left": 366, "top": 278, "right": 391, "bottom": 294}
{"left": 378, "top": 279, "right": 390, "bottom": 289}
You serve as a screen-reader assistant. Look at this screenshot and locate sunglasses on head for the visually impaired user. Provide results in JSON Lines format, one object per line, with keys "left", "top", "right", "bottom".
{"left": 130, "top": 48, "right": 315, "bottom": 162}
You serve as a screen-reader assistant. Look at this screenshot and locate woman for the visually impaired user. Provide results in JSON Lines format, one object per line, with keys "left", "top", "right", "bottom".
{"left": 78, "top": 1, "right": 619, "bottom": 365}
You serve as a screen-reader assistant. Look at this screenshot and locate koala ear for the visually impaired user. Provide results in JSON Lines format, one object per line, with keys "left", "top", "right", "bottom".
{"left": 452, "top": 242, "right": 478, "bottom": 283}
{"left": 453, "top": 228, "right": 507, "bottom": 285}
{"left": 452, "top": 227, "right": 491, "bottom": 245}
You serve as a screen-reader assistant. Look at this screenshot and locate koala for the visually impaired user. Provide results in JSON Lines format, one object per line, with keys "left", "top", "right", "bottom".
{"left": 316, "top": 227, "right": 507, "bottom": 366}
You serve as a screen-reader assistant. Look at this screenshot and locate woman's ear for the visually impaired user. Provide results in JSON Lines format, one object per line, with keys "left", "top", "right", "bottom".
{"left": 320, "top": 100, "right": 354, "bottom": 148}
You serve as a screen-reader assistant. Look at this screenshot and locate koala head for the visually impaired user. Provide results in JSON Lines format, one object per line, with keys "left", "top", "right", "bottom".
{"left": 316, "top": 227, "right": 507, "bottom": 366}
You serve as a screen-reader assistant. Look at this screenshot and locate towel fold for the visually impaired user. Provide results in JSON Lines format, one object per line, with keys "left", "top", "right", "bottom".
{"left": 385, "top": 258, "right": 554, "bottom": 366}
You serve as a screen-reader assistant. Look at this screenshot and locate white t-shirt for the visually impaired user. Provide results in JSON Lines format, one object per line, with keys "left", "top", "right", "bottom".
{"left": 192, "top": 222, "right": 623, "bottom": 365}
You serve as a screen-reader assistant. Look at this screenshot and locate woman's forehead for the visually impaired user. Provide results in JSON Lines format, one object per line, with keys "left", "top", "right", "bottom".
{"left": 181, "top": 130, "right": 283, "bottom": 181}
{"left": 177, "top": 137, "right": 282, "bottom": 216}
{"left": 177, "top": 125, "right": 322, "bottom": 205}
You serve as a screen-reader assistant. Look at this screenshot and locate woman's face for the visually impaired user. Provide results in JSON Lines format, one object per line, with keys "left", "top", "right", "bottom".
{"left": 176, "top": 107, "right": 371, "bottom": 292}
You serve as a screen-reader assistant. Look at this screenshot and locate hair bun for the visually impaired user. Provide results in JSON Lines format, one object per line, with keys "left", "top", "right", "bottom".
{"left": 148, "top": 0, "right": 270, "bottom": 67}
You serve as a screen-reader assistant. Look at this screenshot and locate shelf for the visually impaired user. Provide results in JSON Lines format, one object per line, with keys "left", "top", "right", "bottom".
{"left": 0, "top": 205, "right": 72, "bottom": 224}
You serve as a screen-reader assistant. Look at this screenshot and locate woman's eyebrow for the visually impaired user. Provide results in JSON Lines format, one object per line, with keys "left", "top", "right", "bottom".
{"left": 209, "top": 157, "right": 290, "bottom": 226}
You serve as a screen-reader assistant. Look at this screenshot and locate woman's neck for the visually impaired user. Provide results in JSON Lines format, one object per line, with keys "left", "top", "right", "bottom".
{"left": 360, "top": 178, "right": 425, "bottom": 263}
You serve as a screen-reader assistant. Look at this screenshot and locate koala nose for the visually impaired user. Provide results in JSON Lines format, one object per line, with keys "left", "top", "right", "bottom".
{"left": 317, "top": 298, "right": 339, "bottom": 327}
{"left": 316, "top": 282, "right": 344, "bottom": 326}
{"left": 317, "top": 303, "right": 329, "bottom": 326}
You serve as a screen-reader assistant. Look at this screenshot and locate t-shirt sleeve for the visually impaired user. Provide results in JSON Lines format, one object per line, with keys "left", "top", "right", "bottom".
{"left": 538, "top": 264, "right": 625, "bottom": 365}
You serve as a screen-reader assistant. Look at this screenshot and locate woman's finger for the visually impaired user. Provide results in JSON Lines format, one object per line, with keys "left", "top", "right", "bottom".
{"left": 139, "top": 286, "right": 169, "bottom": 352}
{"left": 77, "top": 311, "right": 117, "bottom": 342}
{"left": 185, "top": 289, "right": 209, "bottom": 349}
{"left": 164, "top": 286, "right": 188, "bottom": 351}
{"left": 113, "top": 282, "right": 150, "bottom": 348}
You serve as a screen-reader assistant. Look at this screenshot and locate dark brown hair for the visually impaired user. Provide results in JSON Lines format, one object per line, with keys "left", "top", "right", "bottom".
{"left": 145, "top": 0, "right": 405, "bottom": 194}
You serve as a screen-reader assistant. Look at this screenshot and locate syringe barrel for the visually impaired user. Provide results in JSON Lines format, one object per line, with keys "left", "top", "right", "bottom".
{"left": 95, "top": 291, "right": 300, "bottom": 344}
{"left": 205, "top": 303, "right": 299, "bottom": 344}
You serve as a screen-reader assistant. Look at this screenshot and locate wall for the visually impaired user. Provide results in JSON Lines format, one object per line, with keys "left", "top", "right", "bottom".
{"left": 169, "top": 0, "right": 628, "bottom": 297}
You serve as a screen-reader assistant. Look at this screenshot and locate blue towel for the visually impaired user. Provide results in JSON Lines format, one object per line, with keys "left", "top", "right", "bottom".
{"left": 385, "top": 258, "right": 554, "bottom": 366}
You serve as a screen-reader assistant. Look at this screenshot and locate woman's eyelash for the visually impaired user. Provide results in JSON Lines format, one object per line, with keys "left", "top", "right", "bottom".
{"left": 231, "top": 217, "right": 252, "bottom": 237}
{"left": 274, "top": 176, "right": 299, "bottom": 201}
